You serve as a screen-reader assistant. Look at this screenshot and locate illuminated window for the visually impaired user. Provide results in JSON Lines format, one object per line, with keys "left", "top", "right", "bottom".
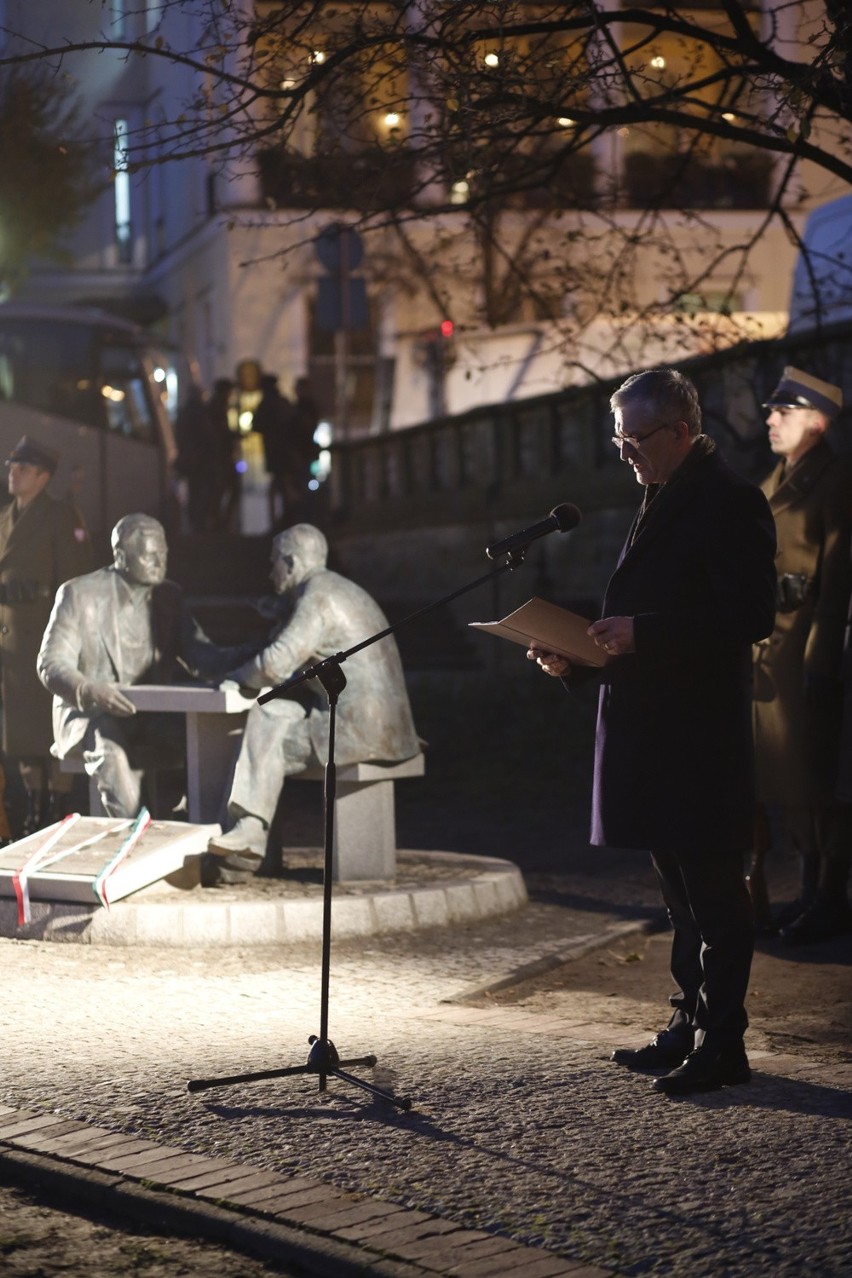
{"left": 113, "top": 119, "right": 132, "bottom": 265}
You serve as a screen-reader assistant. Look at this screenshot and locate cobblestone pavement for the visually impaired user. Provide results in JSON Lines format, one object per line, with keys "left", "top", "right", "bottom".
{"left": 0, "top": 846, "right": 850, "bottom": 1278}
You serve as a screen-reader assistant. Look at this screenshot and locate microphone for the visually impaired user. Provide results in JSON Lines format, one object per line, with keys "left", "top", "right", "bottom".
{"left": 486, "top": 503, "right": 582, "bottom": 560}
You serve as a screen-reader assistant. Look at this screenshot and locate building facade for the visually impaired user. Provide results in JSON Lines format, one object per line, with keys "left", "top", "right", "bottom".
{"left": 1, "top": 1, "right": 843, "bottom": 447}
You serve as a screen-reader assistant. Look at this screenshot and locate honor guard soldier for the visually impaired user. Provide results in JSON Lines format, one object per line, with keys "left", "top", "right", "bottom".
{"left": 748, "top": 368, "right": 852, "bottom": 944}
{"left": 0, "top": 436, "right": 91, "bottom": 836}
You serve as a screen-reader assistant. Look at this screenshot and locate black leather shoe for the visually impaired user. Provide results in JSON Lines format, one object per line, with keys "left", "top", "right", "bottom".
{"left": 612, "top": 1026, "right": 694, "bottom": 1070}
{"left": 773, "top": 895, "right": 814, "bottom": 929}
{"left": 778, "top": 900, "right": 852, "bottom": 947}
{"left": 651, "top": 1043, "right": 750, "bottom": 1095}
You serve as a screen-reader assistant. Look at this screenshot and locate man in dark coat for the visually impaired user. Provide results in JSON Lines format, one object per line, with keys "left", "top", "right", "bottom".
{"left": 748, "top": 367, "right": 852, "bottom": 943}
{"left": 529, "top": 368, "right": 776, "bottom": 1096}
{"left": 253, "top": 373, "right": 293, "bottom": 528}
{"left": 0, "top": 436, "right": 91, "bottom": 835}
{"left": 834, "top": 571, "right": 852, "bottom": 922}
{"left": 208, "top": 523, "right": 419, "bottom": 881}
{"left": 37, "top": 514, "right": 251, "bottom": 818}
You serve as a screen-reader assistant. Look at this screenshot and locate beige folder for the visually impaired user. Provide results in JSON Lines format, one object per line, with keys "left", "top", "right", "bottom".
{"left": 469, "top": 596, "right": 609, "bottom": 667}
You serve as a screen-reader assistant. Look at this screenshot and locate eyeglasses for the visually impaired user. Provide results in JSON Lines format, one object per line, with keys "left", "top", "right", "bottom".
{"left": 610, "top": 422, "right": 671, "bottom": 450}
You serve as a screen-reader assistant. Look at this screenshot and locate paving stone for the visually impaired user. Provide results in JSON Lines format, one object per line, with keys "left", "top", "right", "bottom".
{"left": 263, "top": 1182, "right": 338, "bottom": 1211}
{"left": 9, "top": 1121, "right": 86, "bottom": 1150}
{"left": 333, "top": 1210, "right": 437, "bottom": 1242}
{"left": 401, "top": 1230, "right": 507, "bottom": 1263}
{"left": 114, "top": 1153, "right": 222, "bottom": 1181}
{"left": 332, "top": 1205, "right": 419, "bottom": 1240}
{"left": 90, "top": 1144, "right": 180, "bottom": 1172}
{"left": 0, "top": 1114, "right": 71, "bottom": 1140}
{"left": 163, "top": 1164, "right": 252, "bottom": 1192}
{"left": 273, "top": 1191, "right": 361, "bottom": 1224}
{"left": 158, "top": 1156, "right": 244, "bottom": 1186}
{"left": 45, "top": 1132, "right": 144, "bottom": 1160}
{"left": 195, "top": 1170, "right": 283, "bottom": 1202}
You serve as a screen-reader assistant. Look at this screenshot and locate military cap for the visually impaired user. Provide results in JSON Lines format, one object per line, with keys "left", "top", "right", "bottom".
{"left": 762, "top": 367, "right": 843, "bottom": 420}
{"left": 5, "top": 435, "right": 60, "bottom": 474}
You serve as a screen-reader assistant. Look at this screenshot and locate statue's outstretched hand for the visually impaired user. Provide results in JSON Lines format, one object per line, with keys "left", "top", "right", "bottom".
{"left": 80, "top": 681, "right": 137, "bottom": 716}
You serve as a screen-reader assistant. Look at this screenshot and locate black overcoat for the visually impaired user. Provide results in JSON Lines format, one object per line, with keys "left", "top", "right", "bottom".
{"left": 587, "top": 446, "right": 776, "bottom": 855}
{"left": 0, "top": 491, "right": 91, "bottom": 758}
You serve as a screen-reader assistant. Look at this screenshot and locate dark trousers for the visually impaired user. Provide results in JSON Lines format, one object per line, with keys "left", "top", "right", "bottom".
{"left": 650, "top": 847, "right": 754, "bottom": 1049}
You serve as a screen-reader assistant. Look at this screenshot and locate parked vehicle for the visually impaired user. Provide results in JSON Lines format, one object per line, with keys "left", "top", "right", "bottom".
{"left": 788, "top": 193, "right": 852, "bottom": 333}
{"left": 0, "top": 304, "right": 187, "bottom": 544}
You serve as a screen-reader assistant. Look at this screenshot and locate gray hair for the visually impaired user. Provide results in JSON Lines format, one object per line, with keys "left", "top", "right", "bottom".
{"left": 611, "top": 368, "right": 703, "bottom": 437}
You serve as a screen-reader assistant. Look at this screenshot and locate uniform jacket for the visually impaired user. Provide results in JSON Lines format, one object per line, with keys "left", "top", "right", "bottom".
{"left": 37, "top": 566, "right": 245, "bottom": 759}
{"left": 0, "top": 490, "right": 91, "bottom": 757}
{"left": 232, "top": 567, "right": 419, "bottom": 767}
{"left": 581, "top": 443, "right": 776, "bottom": 855}
{"left": 838, "top": 584, "right": 852, "bottom": 805}
{"left": 752, "top": 441, "right": 852, "bottom": 804}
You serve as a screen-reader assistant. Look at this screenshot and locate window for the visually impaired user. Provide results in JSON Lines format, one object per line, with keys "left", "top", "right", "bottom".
{"left": 0, "top": 317, "right": 157, "bottom": 442}
{"left": 113, "top": 119, "right": 132, "bottom": 264}
{"left": 0, "top": 319, "right": 99, "bottom": 423}
{"left": 99, "top": 342, "right": 158, "bottom": 442}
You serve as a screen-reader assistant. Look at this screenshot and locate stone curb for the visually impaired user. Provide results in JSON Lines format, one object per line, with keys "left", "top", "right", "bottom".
{"left": 0, "top": 1144, "right": 430, "bottom": 1278}
{"left": 441, "top": 915, "right": 665, "bottom": 1003}
{"left": 0, "top": 850, "right": 528, "bottom": 947}
{"left": 0, "top": 1112, "right": 615, "bottom": 1278}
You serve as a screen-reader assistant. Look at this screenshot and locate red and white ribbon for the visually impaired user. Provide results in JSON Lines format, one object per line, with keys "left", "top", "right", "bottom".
{"left": 13, "top": 814, "right": 82, "bottom": 926}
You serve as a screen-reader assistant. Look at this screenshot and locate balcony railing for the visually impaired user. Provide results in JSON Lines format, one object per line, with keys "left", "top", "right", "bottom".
{"left": 623, "top": 151, "right": 774, "bottom": 209}
{"left": 258, "top": 145, "right": 419, "bottom": 211}
{"left": 260, "top": 143, "right": 773, "bottom": 214}
{"left": 258, "top": 143, "right": 600, "bottom": 213}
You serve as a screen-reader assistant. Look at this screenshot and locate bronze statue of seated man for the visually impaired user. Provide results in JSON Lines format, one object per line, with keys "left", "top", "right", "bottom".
{"left": 37, "top": 513, "right": 254, "bottom": 819}
{"left": 208, "top": 523, "right": 419, "bottom": 882}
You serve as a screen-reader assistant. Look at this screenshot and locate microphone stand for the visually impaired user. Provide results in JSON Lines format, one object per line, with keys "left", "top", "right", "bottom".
{"left": 186, "top": 547, "right": 529, "bottom": 1111}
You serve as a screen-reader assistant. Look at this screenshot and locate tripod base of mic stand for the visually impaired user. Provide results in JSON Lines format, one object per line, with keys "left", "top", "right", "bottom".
{"left": 187, "top": 1036, "right": 412, "bottom": 1111}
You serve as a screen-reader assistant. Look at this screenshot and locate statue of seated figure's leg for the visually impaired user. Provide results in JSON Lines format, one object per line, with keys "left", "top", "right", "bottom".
{"left": 83, "top": 719, "right": 143, "bottom": 818}
{"left": 208, "top": 700, "right": 314, "bottom": 878}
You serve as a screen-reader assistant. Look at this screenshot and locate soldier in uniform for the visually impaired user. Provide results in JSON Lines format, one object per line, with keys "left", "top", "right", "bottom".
{"left": 0, "top": 436, "right": 91, "bottom": 836}
{"left": 748, "top": 368, "right": 852, "bottom": 944}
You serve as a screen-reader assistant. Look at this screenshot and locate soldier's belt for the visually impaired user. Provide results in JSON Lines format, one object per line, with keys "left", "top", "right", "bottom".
{"left": 775, "top": 572, "right": 814, "bottom": 614}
